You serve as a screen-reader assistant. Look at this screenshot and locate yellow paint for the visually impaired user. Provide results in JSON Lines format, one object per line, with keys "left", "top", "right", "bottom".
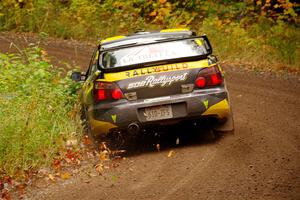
{"left": 95, "top": 51, "right": 99, "bottom": 59}
{"left": 195, "top": 39, "right": 203, "bottom": 46}
{"left": 160, "top": 28, "right": 190, "bottom": 32}
{"left": 202, "top": 99, "right": 230, "bottom": 119}
{"left": 97, "top": 60, "right": 209, "bottom": 82}
{"left": 89, "top": 115, "right": 117, "bottom": 136}
{"left": 95, "top": 71, "right": 101, "bottom": 76}
{"left": 111, "top": 115, "right": 117, "bottom": 123}
{"left": 203, "top": 100, "right": 209, "bottom": 109}
{"left": 86, "top": 81, "right": 94, "bottom": 99}
{"left": 101, "top": 35, "right": 126, "bottom": 43}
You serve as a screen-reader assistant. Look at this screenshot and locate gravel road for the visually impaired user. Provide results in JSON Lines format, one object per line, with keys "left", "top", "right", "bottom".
{"left": 1, "top": 33, "right": 299, "bottom": 200}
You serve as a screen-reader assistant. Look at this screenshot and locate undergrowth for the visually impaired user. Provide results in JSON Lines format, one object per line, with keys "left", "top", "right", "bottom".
{"left": 0, "top": 0, "right": 298, "bottom": 72}
{"left": 197, "top": 17, "right": 300, "bottom": 71}
{"left": 0, "top": 46, "right": 82, "bottom": 176}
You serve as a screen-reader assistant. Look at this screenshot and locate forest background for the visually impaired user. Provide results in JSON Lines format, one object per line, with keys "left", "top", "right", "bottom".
{"left": 0, "top": 0, "right": 299, "bottom": 71}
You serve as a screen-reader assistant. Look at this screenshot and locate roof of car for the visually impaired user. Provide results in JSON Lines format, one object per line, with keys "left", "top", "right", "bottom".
{"left": 100, "top": 29, "right": 197, "bottom": 50}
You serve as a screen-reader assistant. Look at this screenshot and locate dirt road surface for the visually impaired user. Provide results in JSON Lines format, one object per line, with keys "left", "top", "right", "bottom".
{"left": 1, "top": 33, "right": 300, "bottom": 200}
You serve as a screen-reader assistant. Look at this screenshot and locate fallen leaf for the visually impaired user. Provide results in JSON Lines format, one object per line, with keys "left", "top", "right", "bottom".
{"left": 99, "top": 150, "right": 109, "bottom": 161}
{"left": 3, "top": 176, "right": 12, "bottom": 186}
{"left": 61, "top": 172, "right": 71, "bottom": 180}
{"left": 110, "top": 149, "right": 126, "bottom": 156}
{"left": 66, "top": 139, "right": 78, "bottom": 147}
{"left": 16, "top": 183, "right": 26, "bottom": 197}
{"left": 65, "top": 149, "right": 79, "bottom": 162}
{"left": 65, "top": 158, "right": 72, "bottom": 164}
{"left": 95, "top": 164, "right": 104, "bottom": 174}
{"left": 167, "top": 150, "right": 175, "bottom": 158}
{"left": 1, "top": 189, "right": 11, "bottom": 200}
{"left": 82, "top": 135, "right": 91, "bottom": 146}
{"left": 48, "top": 174, "right": 55, "bottom": 182}
{"left": 83, "top": 180, "right": 90, "bottom": 183}
{"left": 99, "top": 142, "right": 108, "bottom": 151}
{"left": 112, "top": 163, "right": 120, "bottom": 168}
{"left": 53, "top": 159, "right": 61, "bottom": 170}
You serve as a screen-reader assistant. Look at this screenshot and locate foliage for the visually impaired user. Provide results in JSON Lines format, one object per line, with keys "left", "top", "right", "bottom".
{"left": 0, "top": 46, "right": 82, "bottom": 176}
{"left": 0, "top": 0, "right": 298, "bottom": 71}
{"left": 198, "top": 16, "right": 299, "bottom": 70}
{"left": 0, "top": 0, "right": 298, "bottom": 37}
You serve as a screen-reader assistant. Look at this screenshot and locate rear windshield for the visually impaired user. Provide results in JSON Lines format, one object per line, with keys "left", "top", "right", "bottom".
{"left": 100, "top": 39, "right": 208, "bottom": 69}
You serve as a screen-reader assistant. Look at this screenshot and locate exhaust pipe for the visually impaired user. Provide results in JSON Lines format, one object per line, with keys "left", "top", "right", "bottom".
{"left": 127, "top": 122, "right": 141, "bottom": 135}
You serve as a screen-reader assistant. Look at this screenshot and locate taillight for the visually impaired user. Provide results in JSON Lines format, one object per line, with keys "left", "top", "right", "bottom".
{"left": 195, "top": 77, "right": 206, "bottom": 88}
{"left": 195, "top": 65, "right": 223, "bottom": 88}
{"left": 111, "top": 89, "right": 123, "bottom": 100}
{"left": 97, "top": 89, "right": 106, "bottom": 100}
{"left": 94, "top": 82, "right": 123, "bottom": 101}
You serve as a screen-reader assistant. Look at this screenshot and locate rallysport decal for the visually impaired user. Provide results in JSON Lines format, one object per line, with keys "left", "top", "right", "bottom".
{"left": 125, "top": 63, "right": 189, "bottom": 78}
{"left": 127, "top": 72, "right": 188, "bottom": 89}
{"left": 100, "top": 60, "right": 209, "bottom": 82}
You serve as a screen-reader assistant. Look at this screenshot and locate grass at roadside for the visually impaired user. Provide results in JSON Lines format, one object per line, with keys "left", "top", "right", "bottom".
{"left": 0, "top": 46, "right": 82, "bottom": 177}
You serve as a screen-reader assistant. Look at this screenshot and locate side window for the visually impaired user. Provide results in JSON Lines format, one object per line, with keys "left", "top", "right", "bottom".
{"left": 87, "top": 48, "right": 99, "bottom": 76}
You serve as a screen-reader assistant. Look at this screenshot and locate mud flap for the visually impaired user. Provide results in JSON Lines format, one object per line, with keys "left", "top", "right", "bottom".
{"left": 213, "top": 111, "right": 234, "bottom": 134}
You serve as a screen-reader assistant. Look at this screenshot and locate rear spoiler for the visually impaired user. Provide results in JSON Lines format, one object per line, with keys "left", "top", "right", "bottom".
{"left": 99, "top": 35, "right": 213, "bottom": 73}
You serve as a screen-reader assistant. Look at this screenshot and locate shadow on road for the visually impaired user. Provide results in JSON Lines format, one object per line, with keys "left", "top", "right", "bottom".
{"left": 106, "top": 122, "right": 227, "bottom": 158}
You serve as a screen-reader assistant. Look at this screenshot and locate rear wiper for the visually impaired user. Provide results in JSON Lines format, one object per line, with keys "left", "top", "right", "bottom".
{"left": 101, "top": 36, "right": 197, "bottom": 51}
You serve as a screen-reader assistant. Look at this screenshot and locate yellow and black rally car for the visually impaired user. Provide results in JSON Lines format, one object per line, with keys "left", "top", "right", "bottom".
{"left": 72, "top": 29, "right": 234, "bottom": 139}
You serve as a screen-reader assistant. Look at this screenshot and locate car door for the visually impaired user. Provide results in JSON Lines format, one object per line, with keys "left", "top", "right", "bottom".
{"left": 83, "top": 48, "right": 100, "bottom": 106}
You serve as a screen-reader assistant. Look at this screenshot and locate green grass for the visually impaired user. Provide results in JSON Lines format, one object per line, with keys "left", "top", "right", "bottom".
{"left": 0, "top": 46, "right": 82, "bottom": 176}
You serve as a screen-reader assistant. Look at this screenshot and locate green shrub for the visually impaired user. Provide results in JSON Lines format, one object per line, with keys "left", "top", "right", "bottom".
{"left": 0, "top": 0, "right": 299, "bottom": 71}
{"left": 0, "top": 46, "right": 82, "bottom": 176}
{"left": 197, "top": 17, "right": 300, "bottom": 71}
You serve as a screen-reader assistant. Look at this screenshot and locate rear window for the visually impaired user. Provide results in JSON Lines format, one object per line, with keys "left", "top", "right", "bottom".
{"left": 100, "top": 39, "right": 208, "bottom": 69}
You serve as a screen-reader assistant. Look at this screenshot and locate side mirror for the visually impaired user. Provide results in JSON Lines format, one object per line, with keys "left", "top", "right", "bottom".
{"left": 71, "top": 72, "right": 85, "bottom": 82}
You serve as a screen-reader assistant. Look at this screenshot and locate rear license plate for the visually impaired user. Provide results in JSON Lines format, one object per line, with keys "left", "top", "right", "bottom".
{"left": 144, "top": 105, "right": 173, "bottom": 121}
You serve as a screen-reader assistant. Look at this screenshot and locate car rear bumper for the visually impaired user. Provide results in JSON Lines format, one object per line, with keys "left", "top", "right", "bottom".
{"left": 88, "top": 87, "right": 230, "bottom": 136}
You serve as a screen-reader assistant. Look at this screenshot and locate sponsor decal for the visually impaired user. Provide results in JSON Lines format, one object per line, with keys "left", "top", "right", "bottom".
{"left": 127, "top": 72, "right": 189, "bottom": 89}
{"left": 120, "top": 49, "right": 176, "bottom": 66}
{"left": 125, "top": 63, "right": 189, "bottom": 78}
{"left": 203, "top": 100, "right": 209, "bottom": 110}
{"left": 111, "top": 114, "right": 117, "bottom": 123}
